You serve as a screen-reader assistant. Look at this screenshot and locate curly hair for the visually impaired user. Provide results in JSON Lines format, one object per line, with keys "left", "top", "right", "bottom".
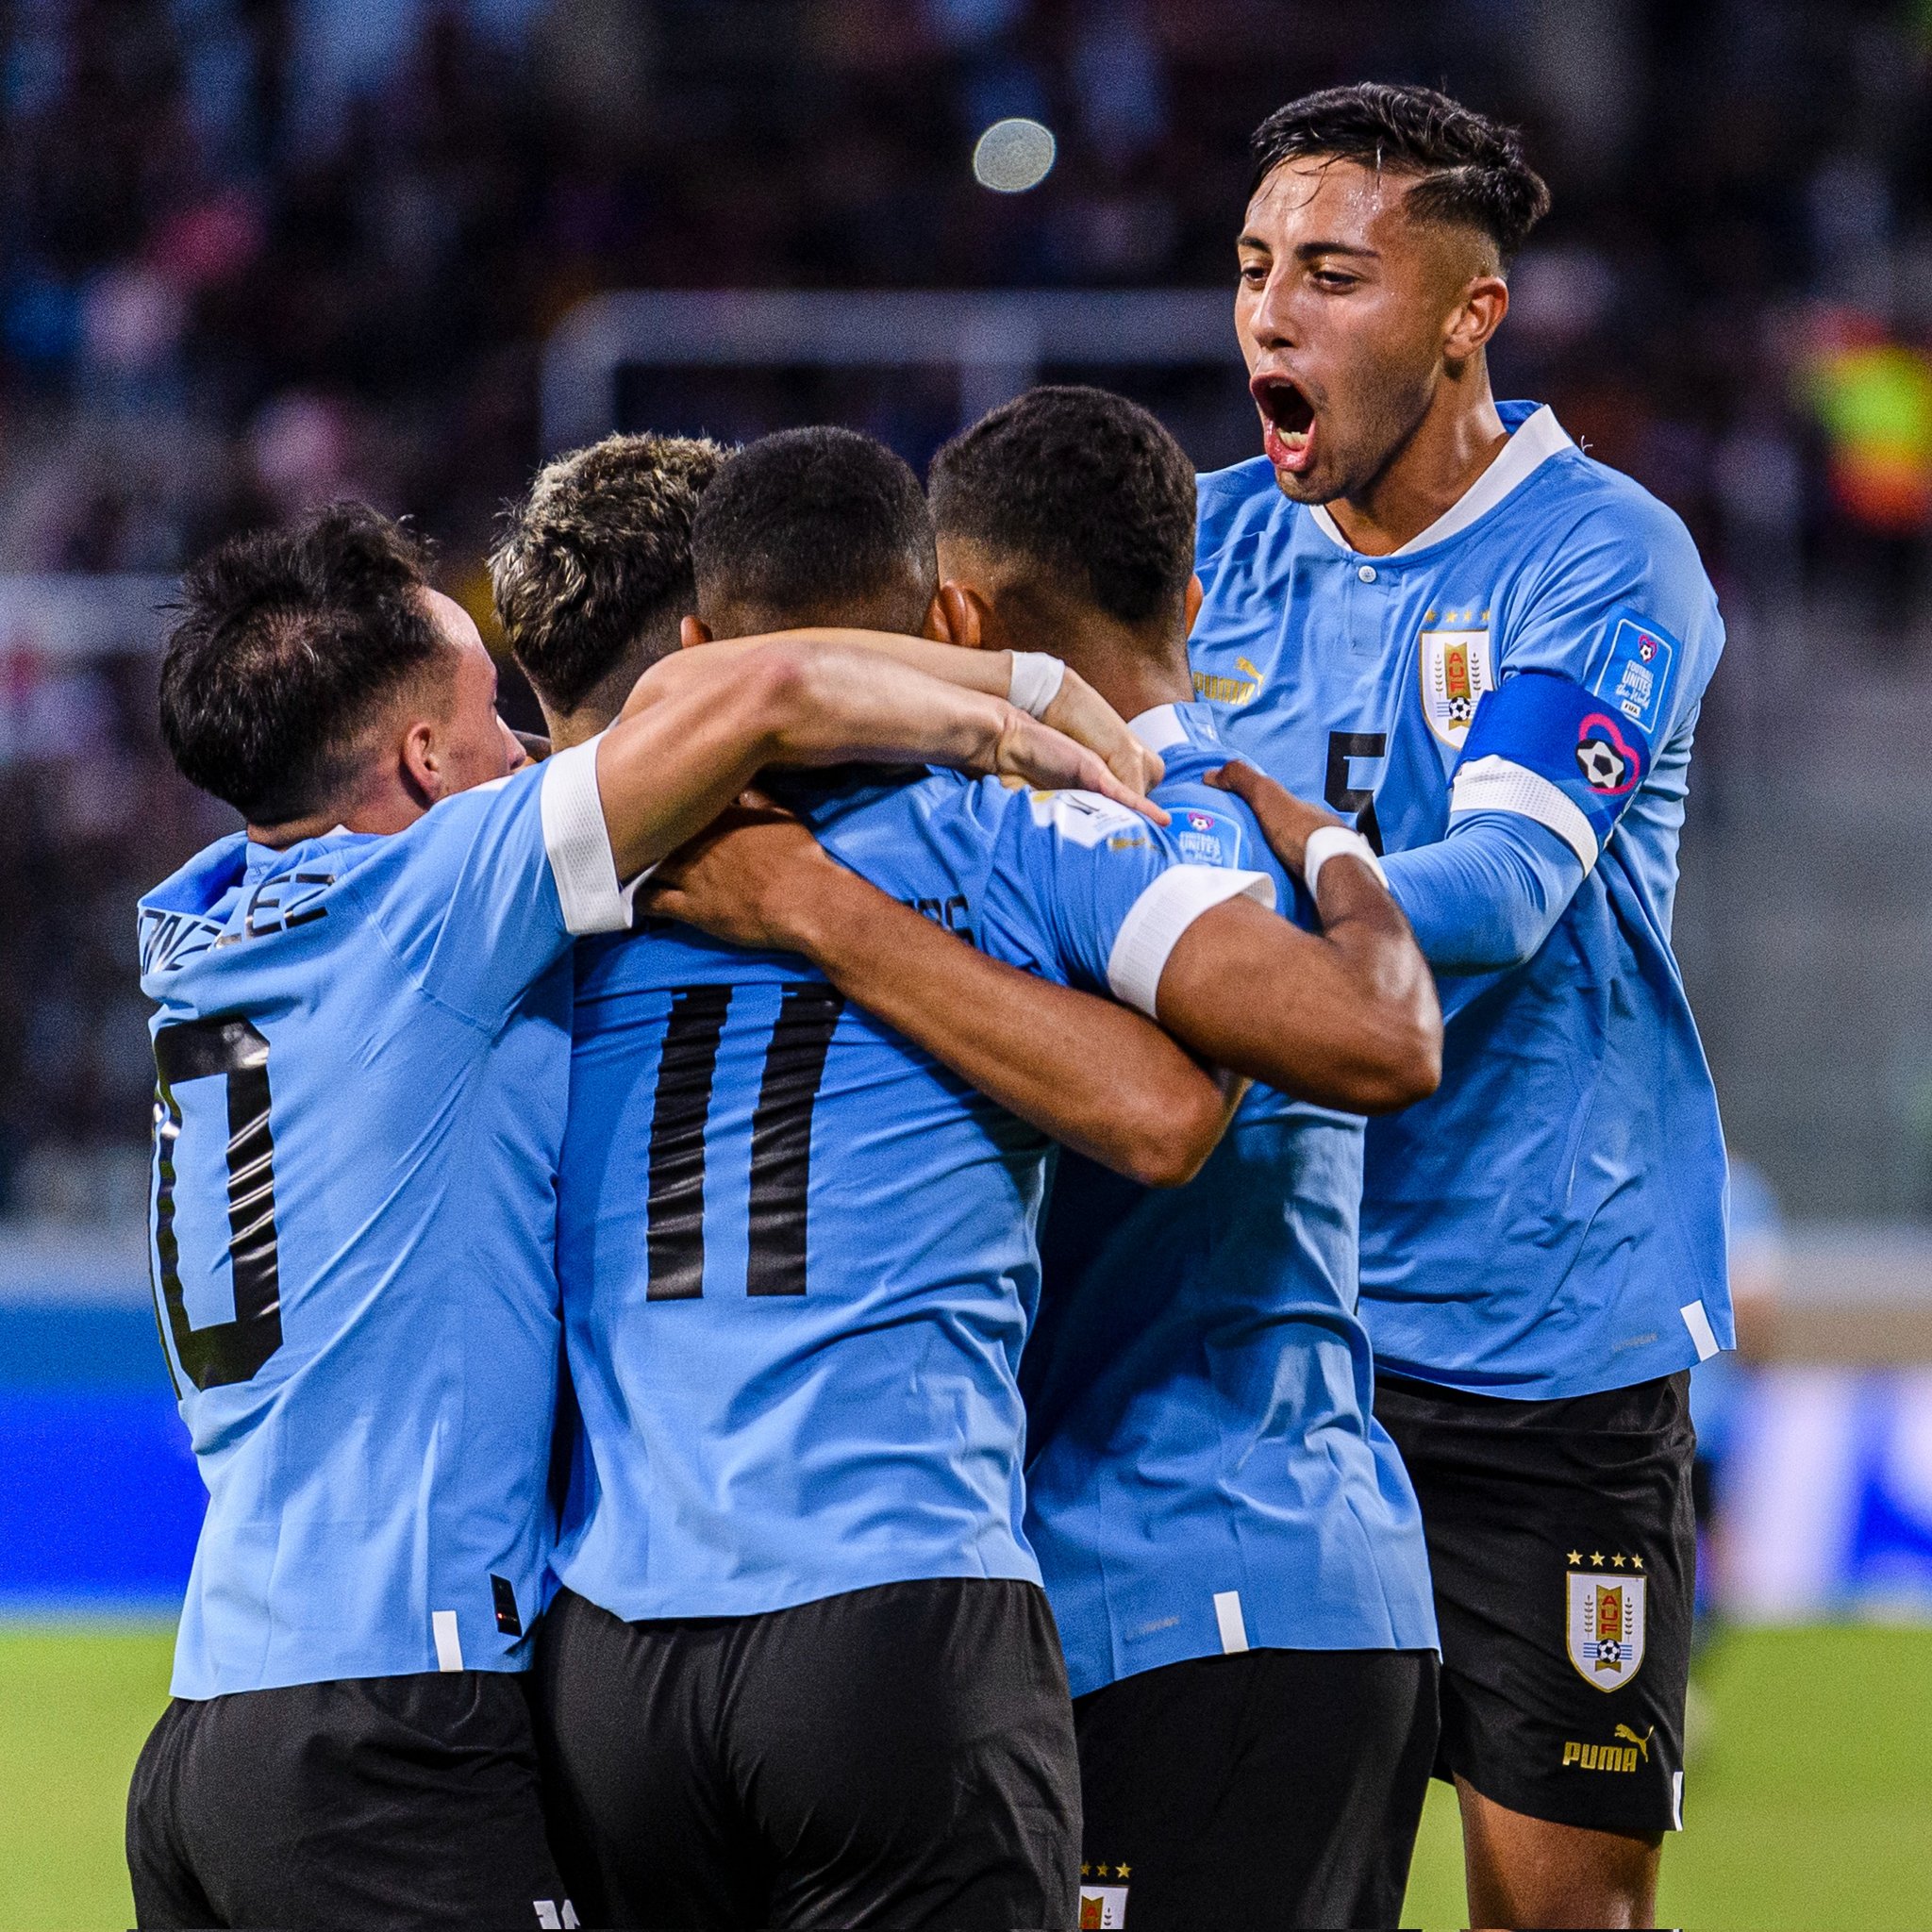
{"left": 158, "top": 502, "right": 442, "bottom": 823}
{"left": 490, "top": 432, "right": 727, "bottom": 713}
{"left": 1250, "top": 82, "right": 1550, "bottom": 264}
{"left": 927, "top": 386, "right": 1196, "bottom": 628}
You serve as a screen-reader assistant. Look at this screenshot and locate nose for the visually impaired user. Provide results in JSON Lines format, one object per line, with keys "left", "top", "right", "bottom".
{"left": 1245, "top": 264, "right": 1297, "bottom": 354}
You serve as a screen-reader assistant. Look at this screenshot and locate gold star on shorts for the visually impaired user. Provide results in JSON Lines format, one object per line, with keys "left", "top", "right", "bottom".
{"left": 1632, "top": 1556, "right": 1644, "bottom": 1570}
{"left": 1591, "top": 1551, "right": 1605, "bottom": 1566}
{"left": 1566, "top": 1549, "right": 1583, "bottom": 1565}
{"left": 1611, "top": 1553, "right": 1626, "bottom": 1568}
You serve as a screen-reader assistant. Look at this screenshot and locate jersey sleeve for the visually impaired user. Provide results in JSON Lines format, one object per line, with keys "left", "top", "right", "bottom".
{"left": 978, "top": 788, "right": 1275, "bottom": 1015}
{"left": 355, "top": 739, "right": 636, "bottom": 1028}
{"left": 1454, "top": 497, "right": 1723, "bottom": 869}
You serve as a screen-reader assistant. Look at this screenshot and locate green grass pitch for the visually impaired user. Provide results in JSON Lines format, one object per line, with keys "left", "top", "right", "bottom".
{"left": 1, "top": 1622, "right": 1928, "bottom": 1929}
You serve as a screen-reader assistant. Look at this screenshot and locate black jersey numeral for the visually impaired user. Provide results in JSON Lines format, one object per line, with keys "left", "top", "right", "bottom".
{"left": 1324, "top": 730, "right": 1388, "bottom": 854}
{"left": 643, "top": 984, "right": 844, "bottom": 1301}
{"left": 746, "top": 986, "right": 844, "bottom": 1297}
{"left": 151, "top": 1016, "right": 284, "bottom": 1391}
{"left": 644, "top": 985, "right": 732, "bottom": 1300}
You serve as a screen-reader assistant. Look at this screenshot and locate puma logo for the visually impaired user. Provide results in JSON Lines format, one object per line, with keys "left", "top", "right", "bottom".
{"left": 1615, "top": 1724, "right": 1653, "bottom": 1761}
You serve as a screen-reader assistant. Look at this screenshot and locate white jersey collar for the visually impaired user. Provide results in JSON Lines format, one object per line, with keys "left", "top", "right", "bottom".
{"left": 1128, "top": 703, "right": 1193, "bottom": 753}
{"left": 1307, "top": 404, "right": 1573, "bottom": 559}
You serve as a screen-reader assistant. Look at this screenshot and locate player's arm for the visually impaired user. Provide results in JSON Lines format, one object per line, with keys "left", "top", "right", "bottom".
{"left": 587, "top": 638, "right": 1165, "bottom": 882}
{"left": 1380, "top": 508, "right": 1715, "bottom": 982}
{"left": 1144, "top": 761, "right": 1441, "bottom": 1114}
{"left": 641, "top": 806, "right": 1240, "bottom": 1188}
{"left": 738, "top": 626, "right": 1163, "bottom": 797}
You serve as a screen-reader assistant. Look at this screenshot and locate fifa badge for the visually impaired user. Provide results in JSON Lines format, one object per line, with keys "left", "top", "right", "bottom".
{"left": 1565, "top": 1566, "right": 1647, "bottom": 1691}
{"left": 1419, "top": 625, "right": 1495, "bottom": 749}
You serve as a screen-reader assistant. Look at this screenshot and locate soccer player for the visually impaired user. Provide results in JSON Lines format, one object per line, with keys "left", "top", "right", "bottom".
{"left": 1190, "top": 82, "right": 1733, "bottom": 1929}
{"left": 516, "top": 426, "right": 1439, "bottom": 1931}
{"left": 924, "top": 383, "right": 1441, "bottom": 1932}
{"left": 127, "top": 503, "right": 1143, "bottom": 1931}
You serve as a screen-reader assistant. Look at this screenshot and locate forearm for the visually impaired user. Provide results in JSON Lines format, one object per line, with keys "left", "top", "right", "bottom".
{"left": 787, "top": 869, "right": 1236, "bottom": 1187}
{"left": 593, "top": 641, "right": 1018, "bottom": 879}
{"left": 1380, "top": 810, "right": 1585, "bottom": 973}
{"left": 1155, "top": 879, "right": 1441, "bottom": 1113}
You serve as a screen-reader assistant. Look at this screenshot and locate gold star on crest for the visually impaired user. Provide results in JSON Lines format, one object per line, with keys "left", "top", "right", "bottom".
{"left": 1591, "top": 1551, "right": 1605, "bottom": 1566}
{"left": 1567, "top": 1549, "right": 1583, "bottom": 1565}
{"left": 1080, "top": 1864, "right": 1091, "bottom": 1879}
{"left": 1632, "top": 1556, "right": 1644, "bottom": 1570}
{"left": 1611, "top": 1554, "right": 1626, "bottom": 1568}
{"left": 1118, "top": 1864, "right": 1132, "bottom": 1878}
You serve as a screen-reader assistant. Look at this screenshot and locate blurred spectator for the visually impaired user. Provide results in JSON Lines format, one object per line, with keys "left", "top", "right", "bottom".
{"left": 8, "top": 0, "right": 1932, "bottom": 1205}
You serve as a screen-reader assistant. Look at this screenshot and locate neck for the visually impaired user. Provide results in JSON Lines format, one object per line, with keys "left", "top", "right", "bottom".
{"left": 537, "top": 651, "right": 666, "bottom": 750}
{"left": 1323, "top": 359, "right": 1507, "bottom": 557}
{"left": 1003, "top": 605, "right": 1192, "bottom": 727}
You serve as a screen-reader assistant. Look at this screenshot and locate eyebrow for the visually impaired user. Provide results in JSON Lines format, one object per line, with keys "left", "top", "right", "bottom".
{"left": 1238, "top": 233, "right": 1382, "bottom": 259}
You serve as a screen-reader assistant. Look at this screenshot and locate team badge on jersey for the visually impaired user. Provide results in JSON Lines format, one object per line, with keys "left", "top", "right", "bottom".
{"left": 1419, "top": 625, "right": 1495, "bottom": 749}
{"left": 1079, "top": 1881, "right": 1129, "bottom": 1926}
{"left": 1566, "top": 1569, "right": 1647, "bottom": 1690}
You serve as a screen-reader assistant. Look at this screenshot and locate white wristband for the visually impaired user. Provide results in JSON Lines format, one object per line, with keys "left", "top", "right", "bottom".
{"left": 1007, "top": 652, "right": 1066, "bottom": 719}
{"left": 1304, "top": 824, "right": 1388, "bottom": 898}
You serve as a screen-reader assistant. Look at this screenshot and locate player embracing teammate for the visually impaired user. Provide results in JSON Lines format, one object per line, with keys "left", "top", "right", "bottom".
{"left": 127, "top": 77, "right": 1725, "bottom": 1932}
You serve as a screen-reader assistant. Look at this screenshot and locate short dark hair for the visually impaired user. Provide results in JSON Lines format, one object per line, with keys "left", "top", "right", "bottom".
{"left": 928, "top": 386, "right": 1196, "bottom": 626}
{"left": 1250, "top": 83, "right": 1549, "bottom": 264}
{"left": 691, "top": 426, "right": 936, "bottom": 636}
{"left": 158, "top": 503, "right": 445, "bottom": 823}
{"left": 490, "top": 432, "right": 727, "bottom": 713}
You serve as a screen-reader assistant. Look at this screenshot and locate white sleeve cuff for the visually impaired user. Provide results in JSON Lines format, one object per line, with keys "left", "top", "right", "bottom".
{"left": 1449, "top": 755, "right": 1600, "bottom": 870}
{"left": 1106, "top": 864, "right": 1276, "bottom": 1017}
{"left": 539, "top": 733, "right": 633, "bottom": 935}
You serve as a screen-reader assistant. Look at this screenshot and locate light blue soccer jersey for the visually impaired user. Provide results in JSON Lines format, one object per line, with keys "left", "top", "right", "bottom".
{"left": 1023, "top": 703, "right": 1436, "bottom": 1698}
{"left": 1193, "top": 402, "right": 1733, "bottom": 1400}
{"left": 553, "top": 769, "right": 1273, "bottom": 1622}
{"left": 137, "top": 744, "right": 631, "bottom": 1698}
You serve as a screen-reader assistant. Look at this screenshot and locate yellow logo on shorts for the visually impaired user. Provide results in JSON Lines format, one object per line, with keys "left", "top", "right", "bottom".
{"left": 1563, "top": 1725, "right": 1652, "bottom": 1774}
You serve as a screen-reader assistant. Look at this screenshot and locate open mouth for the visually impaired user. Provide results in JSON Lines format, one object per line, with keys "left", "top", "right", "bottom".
{"left": 1252, "top": 374, "right": 1315, "bottom": 473}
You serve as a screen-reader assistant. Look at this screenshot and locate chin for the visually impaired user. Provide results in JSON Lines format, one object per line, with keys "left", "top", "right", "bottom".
{"left": 1268, "top": 461, "right": 1331, "bottom": 504}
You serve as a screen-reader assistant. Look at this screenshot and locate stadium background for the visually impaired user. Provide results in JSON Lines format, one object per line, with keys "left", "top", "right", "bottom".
{"left": 4, "top": 0, "right": 1932, "bottom": 1924}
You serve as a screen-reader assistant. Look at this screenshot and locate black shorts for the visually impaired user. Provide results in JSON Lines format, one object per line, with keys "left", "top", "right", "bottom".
{"left": 126, "top": 1670, "right": 571, "bottom": 1930}
{"left": 1073, "top": 1646, "right": 1439, "bottom": 1931}
{"left": 1374, "top": 1368, "right": 1696, "bottom": 1837}
{"left": 533, "top": 1578, "right": 1080, "bottom": 1931}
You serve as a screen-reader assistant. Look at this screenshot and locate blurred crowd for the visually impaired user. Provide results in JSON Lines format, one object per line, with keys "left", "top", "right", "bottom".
{"left": 6, "top": 0, "right": 1932, "bottom": 1208}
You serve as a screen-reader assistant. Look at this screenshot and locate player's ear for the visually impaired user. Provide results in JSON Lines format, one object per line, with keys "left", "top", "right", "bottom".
{"left": 935, "top": 581, "right": 996, "bottom": 651}
{"left": 1444, "top": 273, "right": 1508, "bottom": 369}
{"left": 1183, "top": 574, "right": 1205, "bottom": 639}
{"left": 679, "top": 615, "right": 712, "bottom": 650}
{"left": 397, "top": 715, "right": 443, "bottom": 806}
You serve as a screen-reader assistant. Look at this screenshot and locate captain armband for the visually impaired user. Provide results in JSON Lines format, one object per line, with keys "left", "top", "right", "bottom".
{"left": 1449, "top": 668, "right": 1657, "bottom": 873}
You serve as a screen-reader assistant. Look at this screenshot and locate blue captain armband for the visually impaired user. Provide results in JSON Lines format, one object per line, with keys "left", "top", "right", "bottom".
{"left": 1449, "top": 668, "right": 1656, "bottom": 871}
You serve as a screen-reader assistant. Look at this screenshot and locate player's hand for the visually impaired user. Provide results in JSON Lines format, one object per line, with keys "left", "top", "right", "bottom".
{"left": 1205, "top": 759, "right": 1340, "bottom": 876}
{"left": 639, "top": 797, "right": 847, "bottom": 953}
{"left": 986, "top": 706, "right": 1171, "bottom": 825}
{"left": 1038, "top": 666, "right": 1166, "bottom": 797}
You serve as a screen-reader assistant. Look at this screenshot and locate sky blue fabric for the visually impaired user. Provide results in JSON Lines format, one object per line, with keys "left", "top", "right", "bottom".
{"left": 1192, "top": 402, "right": 1733, "bottom": 1398}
